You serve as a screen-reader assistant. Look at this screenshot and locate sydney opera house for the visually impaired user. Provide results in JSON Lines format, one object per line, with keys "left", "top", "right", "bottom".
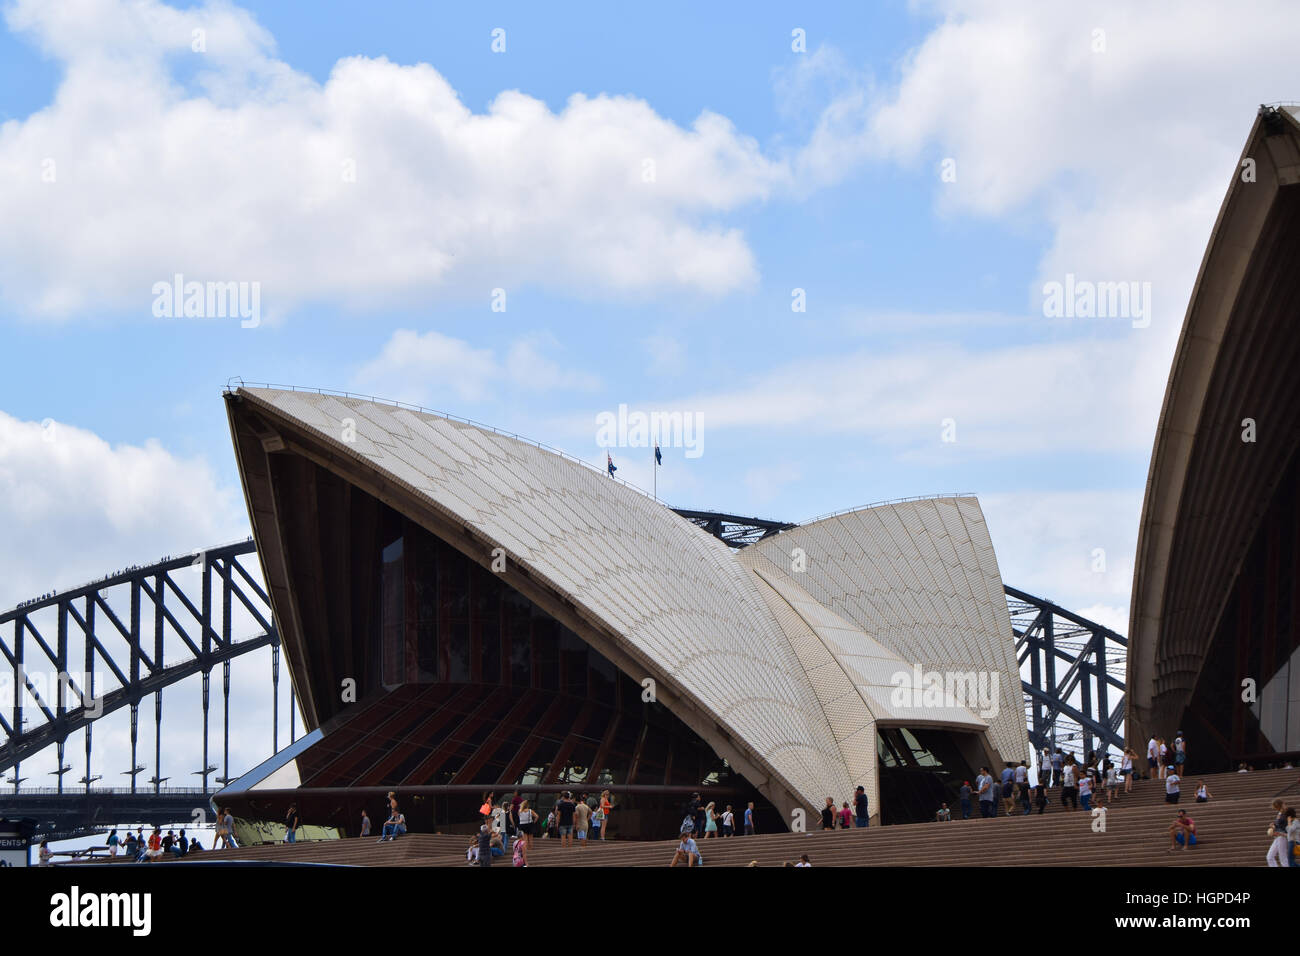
{"left": 210, "top": 106, "right": 1300, "bottom": 843}
{"left": 1127, "top": 104, "right": 1300, "bottom": 769}
{"left": 219, "top": 386, "right": 1029, "bottom": 837}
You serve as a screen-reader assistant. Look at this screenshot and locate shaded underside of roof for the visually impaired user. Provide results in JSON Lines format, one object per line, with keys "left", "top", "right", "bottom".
{"left": 1127, "top": 106, "right": 1300, "bottom": 744}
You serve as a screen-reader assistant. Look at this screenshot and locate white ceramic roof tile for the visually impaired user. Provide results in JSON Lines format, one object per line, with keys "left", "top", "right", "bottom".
{"left": 747, "top": 498, "right": 1029, "bottom": 765}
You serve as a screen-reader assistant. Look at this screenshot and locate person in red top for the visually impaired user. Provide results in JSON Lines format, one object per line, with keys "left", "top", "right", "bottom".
{"left": 145, "top": 829, "right": 164, "bottom": 861}
{"left": 598, "top": 790, "right": 613, "bottom": 840}
{"left": 1167, "top": 810, "right": 1196, "bottom": 851}
{"left": 838, "top": 802, "right": 853, "bottom": 828}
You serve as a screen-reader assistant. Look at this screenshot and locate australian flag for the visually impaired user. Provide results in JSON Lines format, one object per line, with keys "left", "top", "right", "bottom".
{"left": 654, "top": 443, "right": 662, "bottom": 466}
{"left": 607, "top": 451, "right": 617, "bottom": 476}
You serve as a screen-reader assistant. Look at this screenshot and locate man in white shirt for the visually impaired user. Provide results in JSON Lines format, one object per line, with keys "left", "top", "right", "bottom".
{"left": 1078, "top": 772, "right": 1093, "bottom": 811}
{"left": 1165, "top": 771, "right": 1181, "bottom": 804}
{"left": 1061, "top": 762, "right": 1078, "bottom": 810}
{"left": 1147, "top": 736, "right": 1159, "bottom": 779}
{"left": 1014, "top": 761, "right": 1031, "bottom": 815}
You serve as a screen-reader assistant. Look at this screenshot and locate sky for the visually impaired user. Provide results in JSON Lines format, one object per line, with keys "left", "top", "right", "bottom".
{"left": 1, "top": 0, "right": 1297, "bottom": 843}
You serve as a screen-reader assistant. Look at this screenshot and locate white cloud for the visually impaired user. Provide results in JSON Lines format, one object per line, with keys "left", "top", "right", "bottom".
{"left": 0, "top": 0, "right": 787, "bottom": 320}
{"left": 982, "top": 489, "right": 1141, "bottom": 633}
{"left": 504, "top": 335, "right": 600, "bottom": 393}
{"left": 743, "top": 462, "right": 804, "bottom": 504}
{"left": 0, "top": 410, "right": 247, "bottom": 609}
{"left": 799, "top": 1, "right": 1300, "bottom": 396}
{"left": 1074, "top": 604, "right": 1131, "bottom": 638}
{"left": 352, "top": 330, "right": 499, "bottom": 404}
{"left": 352, "top": 328, "right": 598, "bottom": 407}
{"left": 658, "top": 337, "right": 1157, "bottom": 456}
{"left": 640, "top": 330, "right": 688, "bottom": 379}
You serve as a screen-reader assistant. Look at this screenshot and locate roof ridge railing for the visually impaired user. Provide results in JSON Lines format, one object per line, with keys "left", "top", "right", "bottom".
{"left": 801, "top": 493, "right": 977, "bottom": 526}
{"left": 224, "top": 378, "right": 666, "bottom": 503}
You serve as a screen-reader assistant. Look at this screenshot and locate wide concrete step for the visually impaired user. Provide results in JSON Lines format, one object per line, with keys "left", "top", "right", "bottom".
{"left": 63, "top": 767, "right": 1296, "bottom": 868}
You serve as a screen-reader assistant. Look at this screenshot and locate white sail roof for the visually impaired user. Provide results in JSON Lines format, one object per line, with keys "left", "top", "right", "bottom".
{"left": 236, "top": 387, "right": 1028, "bottom": 816}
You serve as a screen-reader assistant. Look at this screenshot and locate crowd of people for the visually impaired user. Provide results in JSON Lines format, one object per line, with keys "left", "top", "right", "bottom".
{"left": 460, "top": 788, "right": 616, "bottom": 866}
{"left": 105, "top": 826, "right": 206, "bottom": 862}
{"left": 942, "top": 735, "right": 1197, "bottom": 822}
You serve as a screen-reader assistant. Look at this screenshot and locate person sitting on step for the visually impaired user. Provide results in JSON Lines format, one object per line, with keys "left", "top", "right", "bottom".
{"left": 1167, "top": 809, "right": 1197, "bottom": 852}
{"left": 378, "top": 807, "right": 406, "bottom": 842}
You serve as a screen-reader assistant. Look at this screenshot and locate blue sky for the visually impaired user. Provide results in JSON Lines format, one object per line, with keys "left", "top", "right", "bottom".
{"left": 1, "top": 1, "right": 1297, "bottom": 813}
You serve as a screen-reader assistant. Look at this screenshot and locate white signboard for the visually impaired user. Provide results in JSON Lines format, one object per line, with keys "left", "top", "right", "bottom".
{"left": 0, "top": 834, "right": 29, "bottom": 867}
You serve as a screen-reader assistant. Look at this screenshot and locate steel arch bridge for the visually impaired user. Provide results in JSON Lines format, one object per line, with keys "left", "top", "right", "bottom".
{"left": 0, "top": 540, "right": 291, "bottom": 838}
{"left": 1, "top": 524, "right": 1125, "bottom": 838}
{"left": 1005, "top": 585, "right": 1127, "bottom": 758}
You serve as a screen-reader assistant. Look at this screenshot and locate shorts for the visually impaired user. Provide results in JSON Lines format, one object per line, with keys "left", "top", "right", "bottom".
{"left": 558, "top": 825, "right": 573, "bottom": 836}
{"left": 576, "top": 829, "right": 587, "bottom": 840}
{"left": 1165, "top": 792, "right": 1180, "bottom": 803}
{"left": 722, "top": 825, "right": 733, "bottom": 836}
{"left": 1001, "top": 782, "right": 1013, "bottom": 798}
{"left": 1148, "top": 757, "right": 1158, "bottom": 769}
{"left": 1175, "top": 752, "right": 1185, "bottom": 765}
{"left": 1175, "top": 831, "right": 1197, "bottom": 846}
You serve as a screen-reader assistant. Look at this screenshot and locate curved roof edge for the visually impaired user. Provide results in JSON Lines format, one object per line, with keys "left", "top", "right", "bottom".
{"left": 1127, "top": 106, "right": 1300, "bottom": 746}
{"left": 801, "top": 493, "right": 978, "bottom": 527}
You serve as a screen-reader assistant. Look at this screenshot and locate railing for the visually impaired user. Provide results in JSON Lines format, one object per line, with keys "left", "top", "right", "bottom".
{"left": 225, "top": 378, "right": 670, "bottom": 504}
{"left": 4, "top": 536, "right": 258, "bottom": 618}
{"left": 2, "top": 787, "right": 216, "bottom": 796}
{"left": 802, "top": 493, "right": 977, "bottom": 526}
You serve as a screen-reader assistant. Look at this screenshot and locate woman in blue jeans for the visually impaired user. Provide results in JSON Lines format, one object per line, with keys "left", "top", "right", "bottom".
{"left": 379, "top": 808, "right": 406, "bottom": 842}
